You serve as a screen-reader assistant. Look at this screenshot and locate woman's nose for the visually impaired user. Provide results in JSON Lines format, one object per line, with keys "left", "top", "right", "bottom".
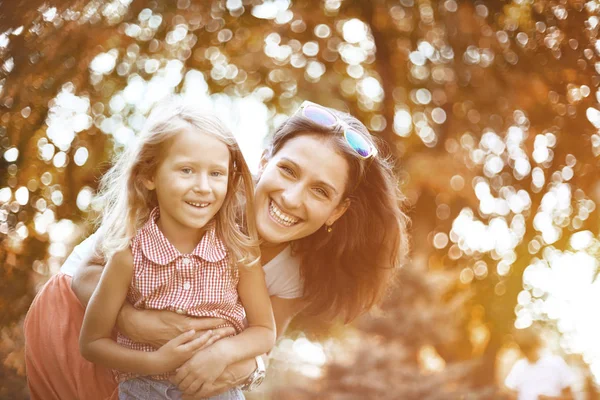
{"left": 280, "top": 184, "right": 303, "bottom": 209}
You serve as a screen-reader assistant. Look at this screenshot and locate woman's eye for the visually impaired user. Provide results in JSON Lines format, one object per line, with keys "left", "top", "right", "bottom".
{"left": 314, "top": 187, "right": 329, "bottom": 198}
{"left": 279, "top": 166, "right": 295, "bottom": 177}
{"left": 181, "top": 167, "right": 193, "bottom": 174}
{"left": 210, "top": 171, "right": 225, "bottom": 177}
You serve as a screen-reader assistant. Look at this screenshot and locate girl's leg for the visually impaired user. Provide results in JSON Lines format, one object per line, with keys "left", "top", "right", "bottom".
{"left": 119, "top": 378, "right": 182, "bottom": 400}
{"left": 209, "top": 388, "right": 246, "bottom": 400}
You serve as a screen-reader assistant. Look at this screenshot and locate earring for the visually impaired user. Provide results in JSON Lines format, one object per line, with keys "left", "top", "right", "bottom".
{"left": 326, "top": 224, "right": 333, "bottom": 233}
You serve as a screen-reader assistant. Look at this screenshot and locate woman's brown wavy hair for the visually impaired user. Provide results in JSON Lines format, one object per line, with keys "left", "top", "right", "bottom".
{"left": 264, "top": 107, "right": 410, "bottom": 322}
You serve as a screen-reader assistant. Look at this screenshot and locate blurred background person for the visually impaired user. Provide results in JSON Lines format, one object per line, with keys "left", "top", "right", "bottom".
{"left": 2, "top": 0, "right": 600, "bottom": 398}
{"left": 504, "top": 327, "right": 576, "bottom": 400}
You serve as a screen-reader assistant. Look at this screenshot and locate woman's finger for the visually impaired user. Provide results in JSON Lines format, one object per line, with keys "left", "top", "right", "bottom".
{"left": 184, "top": 380, "right": 218, "bottom": 399}
{"left": 170, "top": 366, "right": 187, "bottom": 386}
{"left": 185, "top": 317, "right": 228, "bottom": 331}
{"left": 177, "top": 373, "right": 199, "bottom": 393}
{"left": 192, "top": 333, "right": 220, "bottom": 351}
{"left": 184, "top": 379, "right": 203, "bottom": 395}
{"left": 211, "top": 326, "right": 236, "bottom": 339}
{"left": 166, "top": 329, "right": 196, "bottom": 347}
{"left": 179, "top": 331, "right": 214, "bottom": 353}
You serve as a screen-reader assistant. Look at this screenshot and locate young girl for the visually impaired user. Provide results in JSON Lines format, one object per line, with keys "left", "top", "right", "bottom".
{"left": 78, "top": 99, "right": 276, "bottom": 400}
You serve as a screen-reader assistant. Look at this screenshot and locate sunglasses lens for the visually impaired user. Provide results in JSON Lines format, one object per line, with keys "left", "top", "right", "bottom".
{"left": 303, "top": 105, "right": 337, "bottom": 126}
{"left": 345, "top": 129, "right": 373, "bottom": 158}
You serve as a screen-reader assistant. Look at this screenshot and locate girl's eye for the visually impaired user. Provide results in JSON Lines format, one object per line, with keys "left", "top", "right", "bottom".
{"left": 210, "top": 171, "right": 225, "bottom": 177}
{"left": 181, "top": 167, "right": 193, "bottom": 174}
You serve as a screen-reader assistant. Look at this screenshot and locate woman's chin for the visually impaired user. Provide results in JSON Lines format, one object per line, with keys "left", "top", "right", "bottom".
{"left": 258, "top": 218, "right": 300, "bottom": 244}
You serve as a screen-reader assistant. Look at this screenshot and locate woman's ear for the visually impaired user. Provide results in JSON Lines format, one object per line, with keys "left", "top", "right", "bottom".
{"left": 257, "top": 150, "right": 269, "bottom": 178}
{"left": 326, "top": 198, "right": 351, "bottom": 226}
{"left": 142, "top": 176, "right": 156, "bottom": 191}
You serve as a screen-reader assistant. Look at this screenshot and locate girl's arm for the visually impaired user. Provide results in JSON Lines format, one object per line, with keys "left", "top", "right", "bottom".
{"left": 79, "top": 249, "right": 212, "bottom": 375}
{"left": 71, "top": 252, "right": 235, "bottom": 347}
{"left": 176, "top": 295, "right": 305, "bottom": 399}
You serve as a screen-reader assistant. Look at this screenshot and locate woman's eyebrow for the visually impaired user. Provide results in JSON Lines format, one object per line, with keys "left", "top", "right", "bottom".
{"left": 280, "top": 157, "right": 339, "bottom": 195}
{"left": 316, "top": 180, "right": 338, "bottom": 195}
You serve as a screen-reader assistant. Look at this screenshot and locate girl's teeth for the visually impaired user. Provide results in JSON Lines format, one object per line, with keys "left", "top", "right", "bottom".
{"left": 187, "top": 201, "right": 209, "bottom": 208}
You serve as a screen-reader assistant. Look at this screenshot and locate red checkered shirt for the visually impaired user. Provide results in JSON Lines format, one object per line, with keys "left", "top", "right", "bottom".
{"left": 116, "top": 207, "right": 245, "bottom": 382}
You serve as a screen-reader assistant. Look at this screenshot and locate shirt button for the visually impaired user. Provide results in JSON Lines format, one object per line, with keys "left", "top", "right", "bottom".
{"left": 176, "top": 309, "right": 186, "bottom": 315}
{"left": 182, "top": 257, "right": 191, "bottom": 266}
{"left": 183, "top": 282, "right": 191, "bottom": 290}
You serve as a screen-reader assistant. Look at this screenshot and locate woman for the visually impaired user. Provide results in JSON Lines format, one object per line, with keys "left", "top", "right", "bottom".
{"left": 24, "top": 101, "right": 409, "bottom": 399}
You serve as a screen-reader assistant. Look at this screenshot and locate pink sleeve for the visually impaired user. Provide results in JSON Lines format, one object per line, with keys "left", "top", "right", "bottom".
{"left": 24, "top": 273, "right": 118, "bottom": 400}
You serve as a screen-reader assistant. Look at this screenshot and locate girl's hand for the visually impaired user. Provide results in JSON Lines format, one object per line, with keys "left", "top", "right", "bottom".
{"left": 152, "top": 330, "right": 218, "bottom": 374}
{"left": 117, "top": 305, "right": 235, "bottom": 348}
{"left": 170, "top": 342, "right": 229, "bottom": 395}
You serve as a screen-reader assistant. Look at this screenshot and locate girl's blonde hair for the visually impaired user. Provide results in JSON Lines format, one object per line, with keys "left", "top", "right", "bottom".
{"left": 95, "top": 98, "right": 260, "bottom": 268}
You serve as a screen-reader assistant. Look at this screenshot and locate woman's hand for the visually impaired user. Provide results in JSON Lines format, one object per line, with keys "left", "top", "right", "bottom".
{"left": 180, "top": 369, "right": 237, "bottom": 400}
{"left": 179, "top": 357, "right": 257, "bottom": 399}
{"left": 170, "top": 341, "right": 231, "bottom": 396}
{"left": 152, "top": 330, "right": 218, "bottom": 374}
{"left": 117, "top": 304, "right": 236, "bottom": 348}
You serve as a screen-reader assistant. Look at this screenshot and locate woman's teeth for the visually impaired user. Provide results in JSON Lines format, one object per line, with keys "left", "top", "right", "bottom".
{"left": 186, "top": 201, "right": 209, "bottom": 208}
{"left": 270, "top": 201, "right": 299, "bottom": 227}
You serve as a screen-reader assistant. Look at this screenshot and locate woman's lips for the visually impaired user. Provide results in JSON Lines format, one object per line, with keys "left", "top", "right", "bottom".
{"left": 269, "top": 199, "right": 300, "bottom": 227}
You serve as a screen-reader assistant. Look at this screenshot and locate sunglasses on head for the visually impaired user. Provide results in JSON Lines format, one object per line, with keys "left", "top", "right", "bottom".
{"left": 295, "top": 101, "right": 378, "bottom": 160}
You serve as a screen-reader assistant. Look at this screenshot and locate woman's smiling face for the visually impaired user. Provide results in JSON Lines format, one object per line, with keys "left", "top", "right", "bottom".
{"left": 254, "top": 134, "right": 350, "bottom": 245}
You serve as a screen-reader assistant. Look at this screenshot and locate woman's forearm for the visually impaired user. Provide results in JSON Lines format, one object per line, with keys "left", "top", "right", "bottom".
{"left": 71, "top": 265, "right": 103, "bottom": 308}
{"left": 180, "top": 355, "right": 263, "bottom": 398}
{"left": 213, "top": 326, "right": 275, "bottom": 366}
{"left": 117, "top": 305, "right": 237, "bottom": 348}
{"left": 116, "top": 302, "right": 148, "bottom": 343}
{"left": 221, "top": 357, "right": 258, "bottom": 386}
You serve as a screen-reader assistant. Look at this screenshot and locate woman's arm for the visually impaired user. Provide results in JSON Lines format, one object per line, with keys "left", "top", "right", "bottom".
{"left": 71, "top": 248, "right": 235, "bottom": 347}
{"left": 177, "top": 295, "right": 306, "bottom": 399}
{"left": 219, "top": 263, "right": 278, "bottom": 361}
{"left": 173, "top": 264, "right": 276, "bottom": 393}
{"left": 117, "top": 304, "right": 236, "bottom": 348}
{"left": 79, "top": 249, "right": 212, "bottom": 375}
{"left": 71, "top": 263, "right": 104, "bottom": 308}
{"left": 270, "top": 295, "right": 306, "bottom": 340}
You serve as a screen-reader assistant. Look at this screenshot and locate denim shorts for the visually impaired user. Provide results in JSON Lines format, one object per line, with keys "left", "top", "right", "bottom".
{"left": 119, "top": 377, "right": 245, "bottom": 400}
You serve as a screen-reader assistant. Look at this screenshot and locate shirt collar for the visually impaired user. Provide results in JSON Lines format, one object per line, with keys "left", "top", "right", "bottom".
{"left": 139, "top": 207, "right": 227, "bottom": 265}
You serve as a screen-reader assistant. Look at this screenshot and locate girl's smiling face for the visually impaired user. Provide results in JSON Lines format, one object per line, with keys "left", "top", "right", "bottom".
{"left": 143, "top": 126, "right": 230, "bottom": 241}
{"left": 254, "top": 134, "right": 350, "bottom": 245}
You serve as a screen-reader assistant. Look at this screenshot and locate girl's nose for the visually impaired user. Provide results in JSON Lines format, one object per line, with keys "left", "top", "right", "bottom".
{"left": 193, "top": 174, "right": 212, "bottom": 194}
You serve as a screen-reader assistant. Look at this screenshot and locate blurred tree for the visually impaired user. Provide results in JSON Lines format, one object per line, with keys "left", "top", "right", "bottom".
{"left": 1, "top": 0, "right": 599, "bottom": 398}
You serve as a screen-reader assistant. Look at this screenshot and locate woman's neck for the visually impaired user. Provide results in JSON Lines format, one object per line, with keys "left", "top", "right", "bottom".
{"left": 259, "top": 241, "right": 288, "bottom": 265}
